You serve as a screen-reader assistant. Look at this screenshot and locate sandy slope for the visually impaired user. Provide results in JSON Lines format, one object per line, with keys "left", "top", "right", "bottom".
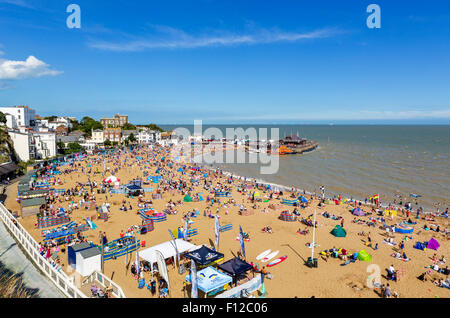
{"left": 4, "top": 147, "right": 449, "bottom": 298}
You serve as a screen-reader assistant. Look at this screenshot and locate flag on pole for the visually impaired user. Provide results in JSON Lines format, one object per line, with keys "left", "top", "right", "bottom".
{"left": 168, "top": 229, "right": 180, "bottom": 269}
{"left": 184, "top": 216, "right": 189, "bottom": 241}
{"left": 239, "top": 225, "right": 246, "bottom": 259}
{"left": 214, "top": 215, "right": 220, "bottom": 249}
{"left": 190, "top": 260, "right": 198, "bottom": 298}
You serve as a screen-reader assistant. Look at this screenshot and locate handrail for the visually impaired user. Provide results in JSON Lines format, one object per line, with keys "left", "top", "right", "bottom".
{"left": 82, "top": 270, "right": 126, "bottom": 298}
{"left": 0, "top": 203, "right": 87, "bottom": 298}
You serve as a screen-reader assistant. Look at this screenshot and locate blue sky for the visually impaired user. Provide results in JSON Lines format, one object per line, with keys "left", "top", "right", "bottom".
{"left": 0, "top": 0, "right": 449, "bottom": 124}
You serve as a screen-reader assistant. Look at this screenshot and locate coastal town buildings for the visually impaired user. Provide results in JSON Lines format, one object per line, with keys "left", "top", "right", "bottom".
{"left": 100, "top": 114, "right": 128, "bottom": 128}
{"left": 1, "top": 106, "right": 57, "bottom": 161}
{"left": 103, "top": 127, "right": 122, "bottom": 143}
{"left": 137, "top": 129, "right": 161, "bottom": 144}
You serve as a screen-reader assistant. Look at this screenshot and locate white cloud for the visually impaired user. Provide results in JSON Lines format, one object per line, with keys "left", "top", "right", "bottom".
{"left": 88, "top": 25, "right": 339, "bottom": 52}
{"left": 0, "top": 55, "right": 62, "bottom": 80}
{"left": 0, "top": 0, "right": 32, "bottom": 8}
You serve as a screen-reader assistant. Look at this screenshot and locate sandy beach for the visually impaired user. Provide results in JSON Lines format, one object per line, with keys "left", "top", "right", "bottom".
{"left": 4, "top": 144, "right": 449, "bottom": 298}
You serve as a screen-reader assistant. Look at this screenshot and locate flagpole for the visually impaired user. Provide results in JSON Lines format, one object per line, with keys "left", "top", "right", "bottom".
{"left": 311, "top": 208, "right": 317, "bottom": 265}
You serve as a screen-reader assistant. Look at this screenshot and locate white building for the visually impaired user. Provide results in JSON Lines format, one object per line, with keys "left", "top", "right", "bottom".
{"left": 48, "top": 117, "right": 73, "bottom": 130}
{"left": 137, "top": 130, "right": 161, "bottom": 144}
{"left": 0, "top": 106, "right": 36, "bottom": 129}
{"left": 91, "top": 129, "right": 104, "bottom": 144}
{"left": 8, "top": 130, "right": 35, "bottom": 161}
{"left": 32, "top": 130, "right": 57, "bottom": 159}
{"left": 8, "top": 128, "right": 57, "bottom": 162}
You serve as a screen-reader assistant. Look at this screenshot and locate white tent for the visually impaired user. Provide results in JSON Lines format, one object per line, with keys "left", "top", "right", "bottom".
{"left": 138, "top": 239, "right": 197, "bottom": 268}
{"left": 104, "top": 175, "right": 120, "bottom": 183}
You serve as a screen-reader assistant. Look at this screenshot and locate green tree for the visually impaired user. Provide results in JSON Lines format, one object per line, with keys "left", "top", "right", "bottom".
{"left": 128, "top": 133, "right": 136, "bottom": 143}
{"left": 0, "top": 112, "right": 6, "bottom": 125}
{"left": 67, "top": 142, "right": 84, "bottom": 154}
{"left": 69, "top": 119, "right": 79, "bottom": 132}
{"left": 143, "top": 123, "right": 164, "bottom": 132}
{"left": 104, "top": 139, "right": 111, "bottom": 147}
{"left": 56, "top": 141, "right": 65, "bottom": 154}
{"left": 112, "top": 141, "right": 118, "bottom": 146}
{"left": 122, "top": 123, "right": 136, "bottom": 130}
{"left": 78, "top": 117, "right": 103, "bottom": 137}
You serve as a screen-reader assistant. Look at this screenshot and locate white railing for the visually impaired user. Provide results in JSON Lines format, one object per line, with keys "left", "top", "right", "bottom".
{"left": 215, "top": 274, "right": 262, "bottom": 298}
{"left": 0, "top": 203, "right": 87, "bottom": 298}
{"left": 82, "top": 270, "right": 126, "bottom": 298}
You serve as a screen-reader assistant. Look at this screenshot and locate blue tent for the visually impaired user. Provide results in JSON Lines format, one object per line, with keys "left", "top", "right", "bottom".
{"left": 298, "top": 196, "right": 308, "bottom": 203}
{"left": 127, "top": 184, "right": 142, "bottom": 191}
{"left": 186, "top": 266, "right": 232, "bottom": 293}
{"left": 414, "top": 242, "right": 426, "bottom": 251}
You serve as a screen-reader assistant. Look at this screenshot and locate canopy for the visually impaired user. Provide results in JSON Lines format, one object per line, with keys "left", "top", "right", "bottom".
{"left": 253, "top": 191, "right": 261, "bottom": 197}
{"left": 185, "top": 266, "right": 232, "bottom": 293}
{"left": 126, "top": 184, "right": 142, "bottom": 190}
{"left": 104, "top": 175, "right": 120, "bottom": 183}
{"left": 184, "top": 194, "right": 193, "bottom": 202}
{"left": 358, "top": 249, "right": 372, "bottom": 262}
{"left": 184, "top": 245, "right": 224, "bottom": 266}
{"left": 217, "top": 257, "right": 253, "bottom": 278}
{"left": 427, "top": 238, "right": 440, "bottom": 250}
{"left": 352, "top": 207, "right": 365, "bottom": 216}
{"left": 138, "top": 239, "right": 197, "bottom": 266}
{"left": 330, "top": 225, "right": 347, "bottom": 237}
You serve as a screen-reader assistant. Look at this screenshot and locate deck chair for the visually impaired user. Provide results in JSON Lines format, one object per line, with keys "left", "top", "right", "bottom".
{"left": 138, "top": 278, "right": 145, "bottom": 289}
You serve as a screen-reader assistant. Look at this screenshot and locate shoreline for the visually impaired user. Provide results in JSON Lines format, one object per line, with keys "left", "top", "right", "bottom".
{"left": 184, "top": 146, "right": 446, "bottom": 217}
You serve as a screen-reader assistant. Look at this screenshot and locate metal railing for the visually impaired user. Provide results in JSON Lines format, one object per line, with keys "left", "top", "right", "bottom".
{"left": 82, "top": 270, "right": 126, "bottom": 298}
{"left": 0, "top": 203, "right": 86, "bottom": 298}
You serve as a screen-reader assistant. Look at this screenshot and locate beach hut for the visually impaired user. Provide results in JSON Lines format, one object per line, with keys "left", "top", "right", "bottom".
{"left": 68, "top": 242, "right": 101, "bottom": 277}
{"left": 352, "top": 207, "right": 365, "bottom": 216}
{"left": 20, "top": 197, "right": 46, "bottom": 218}
{"left": 330, "top": 225, "right": 347, "bottom": 237}
{"left": 427, "top": 238, "right": 440, "bottom": 251}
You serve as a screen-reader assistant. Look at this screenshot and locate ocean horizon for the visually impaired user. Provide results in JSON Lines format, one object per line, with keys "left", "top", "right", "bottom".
{"left": 161, "top": 124, "right": 450, "bottom": 211}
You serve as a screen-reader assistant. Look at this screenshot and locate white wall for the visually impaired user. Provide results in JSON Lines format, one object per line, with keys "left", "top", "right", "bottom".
{"left": 0, "top": 106, "right": 35, "bottom": 129}
{"left": 32, "top": 132, "right": 57, "bottom": 159}
{"left": 8, "top": 130, "right": 32, "bottom": 161}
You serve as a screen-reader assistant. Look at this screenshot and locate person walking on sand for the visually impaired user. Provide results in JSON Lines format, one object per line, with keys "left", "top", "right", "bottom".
{"left": 341, "top": 218, "right": 344, "bottom": 228}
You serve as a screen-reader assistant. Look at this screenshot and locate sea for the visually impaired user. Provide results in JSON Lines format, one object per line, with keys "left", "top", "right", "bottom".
{"left": 160, "top": 125, "right": 450, "bottom": 211}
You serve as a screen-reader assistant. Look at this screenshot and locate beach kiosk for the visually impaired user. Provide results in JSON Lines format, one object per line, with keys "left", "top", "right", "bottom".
{"left": 68, "top": 242, "right": 101, "bottom": 277}
{"left": 20, "top": 197, "right": 46, "bottom": 218}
